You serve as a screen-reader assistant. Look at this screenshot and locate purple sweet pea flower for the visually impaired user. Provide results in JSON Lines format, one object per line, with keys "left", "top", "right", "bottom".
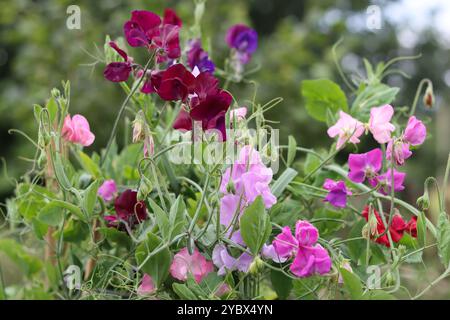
{"left": 187, "top": 39, "right": 215, "bottom": 74}
{"left": 272, "top": 220, "right": 332, "bottom": 278}
{"left": 322, "top": 179, "right": 352, "bottom": 208}
{"left": 104, "top": 42, "right": 133, "bottom": 82}
{"left": 348, "top": 148, "right": 383, "bottom": 183}
{"left": 225, "top": 24, "right": 258, "bottom": 64}
{"left": 212, "top": 244, "right": 253, "bottom": 275}
{"left": 404, "top": 116, "right": 426, "bottom": 146}
{"left": 98, "top": 179, "right": 117, "bottom": 202}
{"left": 370, "top": 168, "right": 406, "bottom": 195}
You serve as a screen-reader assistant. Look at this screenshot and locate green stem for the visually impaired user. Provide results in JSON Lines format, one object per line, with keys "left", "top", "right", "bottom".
{"left": 413, "top": 264, "right": 450, "bottom": 300}
{"left": 442, "top": 153, "right": 450, "bottom": 212}
{"left": 409, "top": 78, "right": 431, "bottom": 117}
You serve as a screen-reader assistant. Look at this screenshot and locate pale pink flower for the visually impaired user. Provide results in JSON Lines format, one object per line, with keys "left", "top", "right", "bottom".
{"left": 98, "top": 179, "right": 117, "bottom": 202}
{"left": 62, "top": 114, "right": 95, "bottom": 147}
{"left": 327, "top": 111, "right": 364, "bottom": 149}
{"left": 137, "top": 274, "right": 156, "bottom": 296}
{"left": 230, "top": 107, "right": 247, "bottom": 122}
{"left": 169, "top": 247, "right": 214, "bottom": 283}
{"left": 386, "top": 139, "right": 412, "bottom": 166}
{"left": 368, "top": 105, "right": 395, "bottom": 144}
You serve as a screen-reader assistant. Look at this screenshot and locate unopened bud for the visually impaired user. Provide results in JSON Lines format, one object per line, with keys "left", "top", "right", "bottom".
{"left": 417, "top": 192, "right": 430, "bottom": 210}
{"left": 51, "top": 88, "right": 61, "bottom": 98}
{"left": 385, "top": 271, "right": 395, "bottom": 287}
{"left": 137, "top": 175, "right": 153, "bottom": 201}
{"left": 132, "top": 111, "right": 146, "bottom": 143}
{"left": 248, "top": 256, "right": 265, "bottom": 275}
{"left": 423, "top": 83, "right": 434, "bottom": 109}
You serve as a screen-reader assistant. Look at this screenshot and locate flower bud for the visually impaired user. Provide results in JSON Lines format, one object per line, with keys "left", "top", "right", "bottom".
{"left": 417, "top": 192, "right": 430, "bottom": 210}
{"left": 132, "top": 111, "right": 146, "bottom": 143}
{"left": 248, "top": 256, "right": 265, "bottom": 275}
{"left": 385, "top": 270, "right": 395, "bottom": 287}
{"left": 137, "top": 175, "right": 153, "bottom": 201}
{"left": 423, "top": 83, "right": 434, "bottom": 109}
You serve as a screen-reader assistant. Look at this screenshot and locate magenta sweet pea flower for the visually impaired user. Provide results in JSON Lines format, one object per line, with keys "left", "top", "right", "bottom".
{"left": 212, "top": 244, "right": 253, "bottom": 275}
{"left": 347, "top": 148, "right": 383, "bottom": 183}
{"left": 386, "top": 139, "right": 412, "bottom": 166}
{"left": 152, "top": 23, "right": 181, "bottom": 63}
{"left": 104, "top": 189, "right": 148, "bottom": 229}
{"left": 169, "top": 247, "right": 214, "bottom": 283}
{"left": 403, "top": 116, "right": 426, "bottom": 146}
{"left": 322, "top": 179, "right": 352, "bottom": 208}
{"left": 226, "top": 24, "right": 258, "bottom": 64}
{"left": 187, "top": 39, "right": 215, "bottom": 74}
{"left": 162, "top": 8, "right": 182, "bottom": 27}
{"left": 62, "top": 114, "right": 95, "bottom": 147}
{"left": 327, "top": 111, "right": 364, "bottom": 149}
{"left": 98, "top": 179, "right": 117, "bottom": 202}
{"left": 124, "top": 10, "right": 161, "bottom": 47}
{"left": 370, "top": 168, "right": 406, "bottom": 195}
{"left": 272, "top": 220, "right": 332, "bottom": 278}
{"left": 137, "top": 274, "right": 156, "bottom": 296}
{"left": 368, "top": 105, "right": 396, "bottom": 144}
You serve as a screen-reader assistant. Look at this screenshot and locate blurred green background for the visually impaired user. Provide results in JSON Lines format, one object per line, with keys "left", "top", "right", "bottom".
{"left": 0, "top": 0, "right": 449, "bottom": 297}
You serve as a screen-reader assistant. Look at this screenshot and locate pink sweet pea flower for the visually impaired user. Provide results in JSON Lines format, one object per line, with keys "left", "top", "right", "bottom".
{"left": 169, "top": 247, "right": 214, "bottom": 283}
{"left": 370, "top": 168, "right": 406, "bottom": 195}
{"left": 386, "top": 139, "right": 412, "bottom": 166}
{"left": 137, "top": 274, "right": 156, "bottom": 296}
{"left": 403, "top": 116, "right": 426, "bottom": 146}
{"left": 322, "top": 179, "right": 352, "bottom": 208}
{"left": 327, "top": 111, "right": 364, "bottom": 149}
{"left": 348, "top": 148, "right": 383, "bottom": 183}
{"left": 368, "top": 105, "right": 395, "bottom": 144}
{"left": 62, "top": 114, "right": 95, "bottom": 147}
{"left": 230, "top": 107, "right": 247, "bottom": 122}
{"left": 98, "top": 179, "right": 117, "bottom": 202}
{"left": 272, "top": 220, "right": 331, "bottom": 278}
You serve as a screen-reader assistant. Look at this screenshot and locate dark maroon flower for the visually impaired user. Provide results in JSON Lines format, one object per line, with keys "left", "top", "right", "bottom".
{"left": 141, "top": 70, "right": 162, "bottom": 94}
{"left": 104, "top": 42, "right": 133, "bottom": 82}
{"left": 152, "top": 24, "right": 181, "bottom": 63}
{"left": 124, "top": 10, "right": 161, "bottom": 47}
{"left": 225, "top": 24, "right": 258, "bottom": 64}
{"left": 187, "top": 39, "right": 215, "bottom": 74}
{"left": 173, "top": 108, "right": 193, "bottom": 131}
{"left": 104, "top": 189, "right": 148, "bottom": 229}
{"left": 153, "top": 64, "right": 195, "bottom": 101}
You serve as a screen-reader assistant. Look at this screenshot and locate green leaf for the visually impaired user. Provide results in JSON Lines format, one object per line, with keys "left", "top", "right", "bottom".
{"left": 340, "top": 268, "right": 363, "bottom": 299}
{"left": 82, "top": 180, "right": 99, "bottom": 218}
{"left": 172, "top": 283, "right": 198, "bottom": 300}
{"left": 303, "top": 153, "right": 321, "bottom": 176}
{"left": 271, "top": 168, "right": 298, "bottom": 197}
{"left": 99, "top": 227, "right": 132, "bottom": 249}
{"left": 135, "top": 233, "right": 171, "bottom": 287}
{"left": 60, "top": 219, "right": 89, "bottom": 243}
{"left": 270, "top": 269, "right": 292, "bottom": 299}
{"left": 38, "top": 202, "right": 65, "bottom": 226}
{"left": 352, "top": 83, "right": 399, "bottom": 117}
{"left": 286, "top": 135, "right": 297, "bottom": 167}
{"left": 0, "top": 239, "right": 43, "bottom": 277}
{"left": 362, "top": 290, "right": 396, "bottom": 300}
{"left": 78, "top": 151, "right": 102, "bottom": 179}
{"left": 168, "top": 196, "right": 187, "bottom": 240}
{"left": 45, "top": 97, "right": 58, "bottom": 123}
{"left": 437, "top": 211, "right": 450, "bottom": 267}
{"left": 148, "top": 198, "right": 170, "bottom": 240}
{"left": 301, "top": 79, "right": 348, "bottom": 122}
{"left": 240, "top": 196, "right": 272, "bottom": 255}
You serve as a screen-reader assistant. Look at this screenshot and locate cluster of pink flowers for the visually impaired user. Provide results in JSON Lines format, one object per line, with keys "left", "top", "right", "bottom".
{"left": 272, "top": 220, "right": 332, "bottom": 277}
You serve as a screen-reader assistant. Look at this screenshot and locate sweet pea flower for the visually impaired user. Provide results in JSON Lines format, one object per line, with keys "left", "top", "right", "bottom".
{"left": 322, "top": 179, "right": 352, "bottom": 208}
{"left": 272, "top": 220, "right": 331, "bottom": 278}
{"left": 261, "top": 244, "right": 288, "bottom": 263}
{"left": 225, "top": 24, "right": 258, "bottom": 64}
{"left": 137, "top": 274, "right": 156, "bottom": 296}
{"left": 368, "top": 105, "right": 395, "bottom": 144}
{"left": 347, "top": 148, "right": 383, "bottom": 183}
{"left": 370, "top": 168, "right": 406, "bottom": 195}
{"left": 230, "top": 107, "right": 247, "bottom": 122}
{"left": 153, "top": 63, "right": 196, "bottom": 101}
{"left": 104, "top": 42, "right": 133, "bottom": 82}
{"left": 386, "top": 139, "right": 412, "bottom": 166}
{"left": 187, "top": 39, "right": 215, "bottom": 74}
{"left": 98, "top": 179, "right": 117, "bottom": 202}
{"left": 327, "top": 111, "right": 364, "bottom": 149}
{"left": 124, "top": 10, "right": 161, "bottom": 47}
{"left": 403, "top": 116, "right": 426, "bottom": 146}
{"left": 104, "top": 189, "right": 148, "bottom": 229}
{"left": 362, "top": 206, "right": 417, "bottom": 247}
{"left": 62, "top": 114, "right": 95, "bottom": 147}
{"left": 169, "top": 247, "right": 214, "bottom": 283}
{"left": 212, "top": 244, "right": 253, "bottom": 275}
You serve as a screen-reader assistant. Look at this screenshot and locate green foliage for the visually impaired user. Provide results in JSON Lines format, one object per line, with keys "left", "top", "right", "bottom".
{"left": 301, "top": 79, "right": 348, "bottom": 122}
